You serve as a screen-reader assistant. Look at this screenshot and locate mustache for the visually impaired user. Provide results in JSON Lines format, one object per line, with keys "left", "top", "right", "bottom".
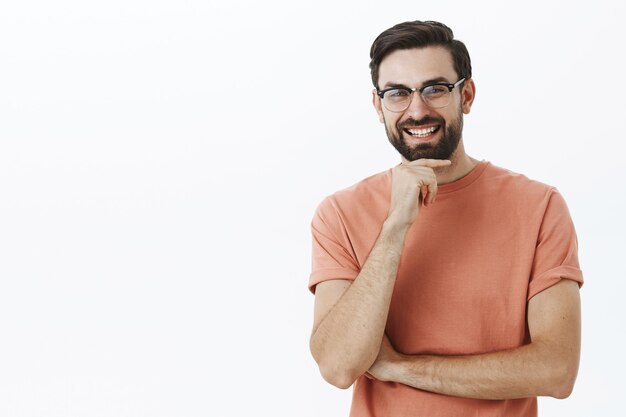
{"left": 399, "top": 116, "right": 444, "bottom": 129}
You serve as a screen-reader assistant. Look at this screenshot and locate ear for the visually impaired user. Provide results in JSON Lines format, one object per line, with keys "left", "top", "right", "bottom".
{"left": 372, "top": 89, "right": 385, "bottom": 123}
{"left": 461, "top": 78, "right": 476, "bottom": 114}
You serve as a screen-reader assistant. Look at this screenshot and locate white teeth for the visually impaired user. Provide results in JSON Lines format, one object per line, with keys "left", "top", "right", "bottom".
{"left": 407, "top": 126, "right": 437, "bottom": 136}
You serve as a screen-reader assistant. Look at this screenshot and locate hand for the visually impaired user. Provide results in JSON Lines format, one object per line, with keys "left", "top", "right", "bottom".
{"left": 367, "top": 334, "right": 403, "bottom": 382}
{"left": 389, "top": 159, "right": 451, "bottom": 225}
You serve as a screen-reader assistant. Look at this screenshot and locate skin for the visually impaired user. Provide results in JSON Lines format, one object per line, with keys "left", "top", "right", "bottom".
{"left": 373, "top": 47, "right": 478, "bottom": 183}
{"left": 367, "top": 279, "right": 581, "bottom": 399}
{"left": 310, "top": 46, "right": 581, "bottom": 398}
{"left": 310, "top": 157, "right": 451, "bottom": 389}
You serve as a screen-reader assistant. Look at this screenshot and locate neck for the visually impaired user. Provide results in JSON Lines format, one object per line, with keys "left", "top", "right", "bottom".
{"left": 436, "top": 152, "right": 478, "bottom": 184}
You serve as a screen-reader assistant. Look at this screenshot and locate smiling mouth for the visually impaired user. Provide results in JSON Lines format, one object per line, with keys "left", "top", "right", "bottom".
{"left": 403, "top": 125, "right": 441, "bottom": 138}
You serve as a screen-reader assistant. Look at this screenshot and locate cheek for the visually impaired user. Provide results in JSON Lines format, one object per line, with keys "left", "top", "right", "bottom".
{"left": 386, "top": 118, "right": 401, "bottom": 134}
{"left": 383, "top": 113, "right": 402, "bottom": 129}
{"left": 441, "top": 108, "right": 461, "bottom": 125}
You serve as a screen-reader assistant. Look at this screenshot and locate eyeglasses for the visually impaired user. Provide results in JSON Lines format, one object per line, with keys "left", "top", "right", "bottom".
{"left": 376, "top": 77, "right": 466, "bottom": 112}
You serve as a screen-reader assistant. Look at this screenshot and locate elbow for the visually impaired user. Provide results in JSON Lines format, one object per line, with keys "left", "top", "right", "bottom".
{"left": 550, "top": 374, "right": 576, "bottom": 399}
{"left": 319, "top": 365, "right": 358, "bottom": 390}
{"left": 547, "top": 361, "right": 579, "bottom": 399}
{"left": 531, "top": 340, "right": 580, "bottom": 399}
{"left": 310, "top": 337, "right": 373, "bottom": 389}
{"left": 311, "top": 350, "right": 360, "bottom": 389}
{"left": 551, "top": 383, "right": 574, "bottom": 400}
{"left": 309, "top": 333, "right": 376, "bottom": 390}
{"left": 310, "top": 343, "right": 363, "bottom": 389}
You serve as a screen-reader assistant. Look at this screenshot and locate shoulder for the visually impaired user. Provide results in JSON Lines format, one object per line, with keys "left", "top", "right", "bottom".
{"left": 481, "top": 162, "right": 558, "bottom": 202}
{"left": 314, "top": 168, "right": 392, "bottom": 220}
{"left": 477, "top": 163, "right": 578, "bottom": 229}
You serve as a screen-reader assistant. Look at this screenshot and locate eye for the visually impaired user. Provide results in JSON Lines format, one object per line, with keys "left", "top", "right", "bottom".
{"left": 422, "top": 85, "right": 448, "bottom": 97}
{"left": 384, "top": 89, "right": 411, "bottom": 99}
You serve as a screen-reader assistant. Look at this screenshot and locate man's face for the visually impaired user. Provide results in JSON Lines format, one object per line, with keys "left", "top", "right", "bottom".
{"left": 373, "top": 46, "right": 474, "bottom": 162}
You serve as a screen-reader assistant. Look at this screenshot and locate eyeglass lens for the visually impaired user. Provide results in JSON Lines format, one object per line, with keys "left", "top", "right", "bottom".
{"left": 383, "top": 85, "right": 451, "bottom": 112}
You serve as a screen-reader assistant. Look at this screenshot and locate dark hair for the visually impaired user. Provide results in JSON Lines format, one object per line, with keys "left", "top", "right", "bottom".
{"left": 369, "top": 20, "right": 472, "bottom": 88}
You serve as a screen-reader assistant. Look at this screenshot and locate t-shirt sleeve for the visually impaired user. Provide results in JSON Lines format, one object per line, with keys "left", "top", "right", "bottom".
{"left": 308, "top": 196, "right": 360, "bottom": 293}
{"left": 527, "top": 189, "right": 583, "bottom": 300}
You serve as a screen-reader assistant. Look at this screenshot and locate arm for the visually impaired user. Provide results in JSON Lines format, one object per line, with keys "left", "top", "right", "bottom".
{"left": 368, "top": 278, "right": 581, "bottom": 399}
{"left": 310, "top": 159, "right": 451, "bottom": 389}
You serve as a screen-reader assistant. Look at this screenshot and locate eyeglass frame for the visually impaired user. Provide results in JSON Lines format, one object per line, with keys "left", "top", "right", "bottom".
{"left": 376, "top": 77, "right": 466, "bottom": 112}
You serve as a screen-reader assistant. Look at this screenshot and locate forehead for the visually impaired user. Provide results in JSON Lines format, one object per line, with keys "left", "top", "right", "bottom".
{"left": 378, "top": 46, "right": 456, "bottom": 87}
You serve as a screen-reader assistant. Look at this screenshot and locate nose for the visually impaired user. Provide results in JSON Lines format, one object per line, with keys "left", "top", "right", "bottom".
{"left": 404, "top": 91, "right": 432, "bottom": 120}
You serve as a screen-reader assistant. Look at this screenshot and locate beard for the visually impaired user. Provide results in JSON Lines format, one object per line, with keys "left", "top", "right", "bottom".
{"left": 384, "top": 110, "right": 463, "bottom": 161}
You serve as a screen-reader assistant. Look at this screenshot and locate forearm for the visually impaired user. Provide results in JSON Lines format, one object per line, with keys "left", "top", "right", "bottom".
{"left": 376, "top": 280, "right": 581, "bottom": 399}
{"left": 385, "top": 341, "right": 577, "bottom": 399}
{"left": 310, "top": 218, "right": 410, "bottom": 388}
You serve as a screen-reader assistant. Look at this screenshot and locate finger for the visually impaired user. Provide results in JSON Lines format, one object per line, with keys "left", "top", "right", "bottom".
{"left": 420, "top": 185, "right": 430, "bottom": 206}
{"left": 406, "top": 158, "right": 451, "bottom": 168}
{"left": 426, "top": 181, "right": 438, "bottom": 204}
{"left": 418, "top": 172, "right": 437, "bottom": 205}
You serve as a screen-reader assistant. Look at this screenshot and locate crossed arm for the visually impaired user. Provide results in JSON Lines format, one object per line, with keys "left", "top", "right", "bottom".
{"left": 313, "top": 277, "right": 580, "bottom": 399}
{"left": 367, "top": 278, "right": 581, "bottom": 399}
{"left": 310, "top": 160, "right": 581, "bottom": 399}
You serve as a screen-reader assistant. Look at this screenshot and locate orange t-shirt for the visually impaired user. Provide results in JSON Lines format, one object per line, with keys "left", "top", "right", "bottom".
{"left": 309, "top": 161, "right": 583, "bottom": 417}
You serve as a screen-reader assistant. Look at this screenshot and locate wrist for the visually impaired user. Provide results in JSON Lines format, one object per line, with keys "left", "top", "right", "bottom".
{"left": 382, "top": 214, "right": 412, "bottom": 237}
{"left": 391, "top": 353, "right": 412, "bottom": 380}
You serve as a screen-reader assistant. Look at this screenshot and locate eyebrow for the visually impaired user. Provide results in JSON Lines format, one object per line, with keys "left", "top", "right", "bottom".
{"left": 382, "top": 77, "right": 451, "bottom": 89}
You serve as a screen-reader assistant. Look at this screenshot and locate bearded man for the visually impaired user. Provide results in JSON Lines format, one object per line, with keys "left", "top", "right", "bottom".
{"left": 308, "top": 20, "right": 583, "bottom": 417}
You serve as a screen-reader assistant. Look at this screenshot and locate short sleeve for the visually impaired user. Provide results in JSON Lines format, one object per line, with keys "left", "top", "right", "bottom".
{"left": 527, "top": 189, "right": 583, "bottom": 300}
{"left": 309, "top": 197, "right": 360, "bottom": 293}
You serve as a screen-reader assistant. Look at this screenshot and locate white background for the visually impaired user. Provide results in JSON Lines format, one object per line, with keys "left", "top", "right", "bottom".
{"left": 0, "top": 0, "right": 624, "bottom": 416}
